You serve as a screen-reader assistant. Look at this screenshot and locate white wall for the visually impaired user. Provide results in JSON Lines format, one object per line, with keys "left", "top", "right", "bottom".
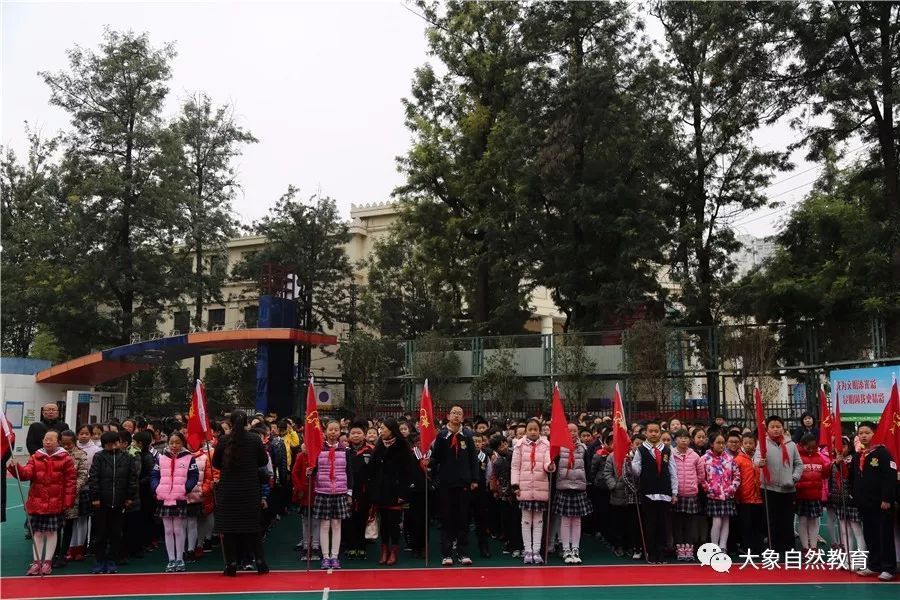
{"left": 1, "top": 374, "right": 90, "bottom": 458}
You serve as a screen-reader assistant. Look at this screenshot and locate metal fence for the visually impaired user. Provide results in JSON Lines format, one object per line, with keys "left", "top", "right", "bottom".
{"left": 391, "top": 317, "right": 899, "bottom": 429}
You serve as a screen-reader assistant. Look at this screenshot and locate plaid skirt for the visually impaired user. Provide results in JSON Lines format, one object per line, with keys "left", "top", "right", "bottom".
{"left": 186, "top": 502, "right": 203, "bottom": 518}
{"left": 30, "top": 513, "right": 65, "bottom": 532}
{"left": 795, "top": 499, "right": 823, "bottom": 518}
{"left": 553, "top": 490, "right": 593, "bottom": 517}
{"left": 706, "top": 499, "right": 736, "bottom": 517}
{"left": 156, "top": 503, "right": 190, "bottom": 518}
{"left": 312, "top": 493, "right": 352, "bottom": 520}
{"left": 519, "top": 500, "right": 548, "bottom": 512}
{"left": 830, "top": 502, "right": 860, "bottom": 522}
{"left": 674, "top": 494, "right": 701, "bottom": 515}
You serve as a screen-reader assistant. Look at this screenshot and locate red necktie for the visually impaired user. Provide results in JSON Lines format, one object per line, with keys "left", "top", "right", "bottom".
{"left": 654, "top": 446, "right": 662, "bottom": 474}
{"left": 530, "top": 442, "right": 536, "bottom": 470}
{"left": 329, "top": 445, "right": 336, "bottom": 481}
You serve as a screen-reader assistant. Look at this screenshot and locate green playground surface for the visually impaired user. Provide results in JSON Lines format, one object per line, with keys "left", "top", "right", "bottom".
{"left": 1, "top": 485, "right": 633, "bottom": 574}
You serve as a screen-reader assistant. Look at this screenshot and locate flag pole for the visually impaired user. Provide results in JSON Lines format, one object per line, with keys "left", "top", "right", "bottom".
{"left": 424, "top": 456, "right": 429, "bottom": 567}
{"left": 306, "top": 475, "right": 313, "bottom": 572}
{"left": 628, "top": 465, "right": 650, "bottom": 564}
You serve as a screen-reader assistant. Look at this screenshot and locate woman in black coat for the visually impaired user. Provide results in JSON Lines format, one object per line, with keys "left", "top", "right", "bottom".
{"left": 212, "top": 411, "right": 269, "bottom": 576}
{"left": 371, "top": 418, "right": 414, "bottom": 566}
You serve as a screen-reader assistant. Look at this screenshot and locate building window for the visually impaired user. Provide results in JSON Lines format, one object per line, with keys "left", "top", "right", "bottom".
{"left": 244, "top": 305, "right": 259, "bottom": 328}
{"left": 173, "top": 311, "right": 190, "bottom": 335}
{"left": 207, "top": 308, "right": 226, "bottom": 330}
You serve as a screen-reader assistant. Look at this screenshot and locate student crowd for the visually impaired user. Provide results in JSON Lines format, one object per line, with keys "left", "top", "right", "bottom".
{"left": 2, "top": 403, "right": 897, "bottom": 581}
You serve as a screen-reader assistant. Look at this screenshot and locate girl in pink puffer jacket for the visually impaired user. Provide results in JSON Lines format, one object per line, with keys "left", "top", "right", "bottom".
{"left": 671, "top": 429, "right": 705, "bottom": 560}
{"left": 511, "top": 419, "right": 555, "bottom": 565}
{"left": 151, "top": 432, "right": 198, "bottom": 572}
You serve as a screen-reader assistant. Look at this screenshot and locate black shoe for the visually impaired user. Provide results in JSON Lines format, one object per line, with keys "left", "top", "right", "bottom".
{"left": 52, "top": 556, "right": 67, "bottom": 569}
{"left": 223, "top": 563, "right": 237, "bottom": 577}
{"left": 256, "top": 560, "right": 269, "bottom": 575}
{"left": 479, "top": 544, "right": 491, "bottom": 558}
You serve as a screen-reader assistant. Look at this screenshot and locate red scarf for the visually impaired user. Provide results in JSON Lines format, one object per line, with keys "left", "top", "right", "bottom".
{"left": 448, "top": 428, "right": 460, "bottom": 457}
{"left": 568, "top": 447, "right": 575, "bottom": 469}
{"left": 327, "top": 443, "right": 337, "bottom": 481}
{"left": 768, "top": 434, "right": 791, "bottom": 467}
{"left": 529, "top": 440, "right": 537, "bottom": 470}
{"left": 653, "top": 446, "right": 662, "bottom": 474}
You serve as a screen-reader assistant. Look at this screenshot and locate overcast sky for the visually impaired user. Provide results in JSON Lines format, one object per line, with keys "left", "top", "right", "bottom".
{"left": 3, "top": 1, "right": 823, "bottom": 239}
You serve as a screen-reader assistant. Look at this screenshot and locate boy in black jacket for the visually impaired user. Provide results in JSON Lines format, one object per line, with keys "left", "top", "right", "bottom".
{"left": 489, "top": 434, "right": 522, "bottom": 557}
{"left": 850, "top": 421, "right": 897, "bottom": 581}
{"left": 89, "top": 432, "right": 139, "bottom": 574}
{"left": 471, "top": 433, "right": 492, "bottom": 558}
{"left": 429, "top": 406, "right": 479, "bottom": 566}
{"left": 343, "top": 421, "right": 375, "bottom": 559}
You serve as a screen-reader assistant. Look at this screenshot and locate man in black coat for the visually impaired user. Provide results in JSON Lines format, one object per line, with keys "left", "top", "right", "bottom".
{"left": 25, "top": 403, "right": 69, "bottom": 455}
{"left": 429, "top": 405, "right": 478, "bottom": 566}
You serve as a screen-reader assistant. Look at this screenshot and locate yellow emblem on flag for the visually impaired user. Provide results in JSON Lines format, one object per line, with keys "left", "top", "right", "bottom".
{"left": 419, "top": 408, "right": 430, "bottom": 429}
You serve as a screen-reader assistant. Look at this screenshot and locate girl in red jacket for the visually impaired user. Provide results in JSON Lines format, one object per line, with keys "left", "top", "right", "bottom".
{"left": 8, "top": 430, "right": 77, "bottom": 575}
{"left": 291, "top": 445, "right": 320, "bottom": 559}
{"left": 796, "top": 434, "right": 832, "bottom": 552}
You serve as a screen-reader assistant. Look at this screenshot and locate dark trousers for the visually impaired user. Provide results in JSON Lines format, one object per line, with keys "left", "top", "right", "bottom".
{"left": 223, "top": 532, "right": 264, "bottom": 566}
{"left": 608, "top": 504, "right": 639, "bottom": 551}
{"left": 406, "top": 492, "right": 427, "bottom": 552}
{"left": 379, "top": 508, "right": 403, "bottom": 547}
{"left": 344, "top": 499, "right": 369, "bottom": 552}
{"left": 439, "top": 486, "right": 470, "bottom": 557}
{"left": 763, "top": 490, "right": 795, "bottom": 556}
{"left": 737, "top": 503, "right": 765, "bottom": 554}
{"left": 671, "top": 510, "right": 693, "bottom": 546}
{"left": 471, "top": 490, "right": 490, "bottom": 547}
{"left": 861, "top": 507, "right": 896, "bottom": 574}
{"left": 639, "top": 499, "right": 670, "bottom": 562}
{"left": 93, "top": 506, "right": 124, "bottom": 563}
{"left": 502, "top": 501, "right": 522, "bottom": 550}
{"left": 55, "top": 518, "right": 75, "bottom": 560}
{"left": 592, "top": 489, "right": 611, "bottom": 540}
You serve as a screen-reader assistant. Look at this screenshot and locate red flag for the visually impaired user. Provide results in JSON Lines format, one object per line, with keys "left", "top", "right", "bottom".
{"left": 186, "top": 379, "right": 212, "bottom": 451}
{"left": 832, "top": 392, "right": 844, "bottom": 456}
{"left": 304, "top": 377, "right": 324, "bottom": 468}
{"left": 871, "top": 377, "right": 900, "bottom": 463}
{"left": 0, "top": 406, "right": 15, "bottom": 458}
{"left": 612, "top": 383, "right": 630, "bottom": 477}
{"left": 818, "top": 385, "right": 833, "bottom": 447}
{"left": 754, "top": 385, "right": 770, "bottom": 482}
{"left": 549, "top": 382, "right": 574, "bottom": 461}
{"left": 418, "top": 379, "right": 436, "bottom": 454}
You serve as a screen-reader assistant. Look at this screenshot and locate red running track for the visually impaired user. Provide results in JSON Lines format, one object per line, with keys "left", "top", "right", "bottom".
{"left": 1, "top": 564, "right": 892, "bottom": 599}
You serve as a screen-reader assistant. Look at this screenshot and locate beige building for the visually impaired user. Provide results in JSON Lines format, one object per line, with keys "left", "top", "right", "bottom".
{"left": 160, "top": 201, "right": 568, "bottom": 384}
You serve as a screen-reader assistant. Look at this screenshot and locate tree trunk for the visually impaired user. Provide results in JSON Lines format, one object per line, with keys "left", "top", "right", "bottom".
{"left": 193, "top": 239, "right": 204, "bottom": 381}
{"left": 876, "top": 2, "right": 900, "bottom": 284}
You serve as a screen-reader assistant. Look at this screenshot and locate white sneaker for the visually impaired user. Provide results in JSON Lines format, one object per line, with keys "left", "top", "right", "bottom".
{"left": 572, "top": 548, "right": 582, "bottom": 564}
{"left": 441, "top": 557, "right": 453, "bottom": 566}
{"left": 563, "top": 550, "right": 574, "bottom": 564}
{"left": 877, "top": 572, "right": 895, "bottom": 581}
{"left": 857, "top": 568, "right": 877, "bottom": 577}
{"left": 632, "top": 550, "right": 643, "bottom": 560}
{"left": 459, "top": 556, "right": 472, "bottom": 566}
